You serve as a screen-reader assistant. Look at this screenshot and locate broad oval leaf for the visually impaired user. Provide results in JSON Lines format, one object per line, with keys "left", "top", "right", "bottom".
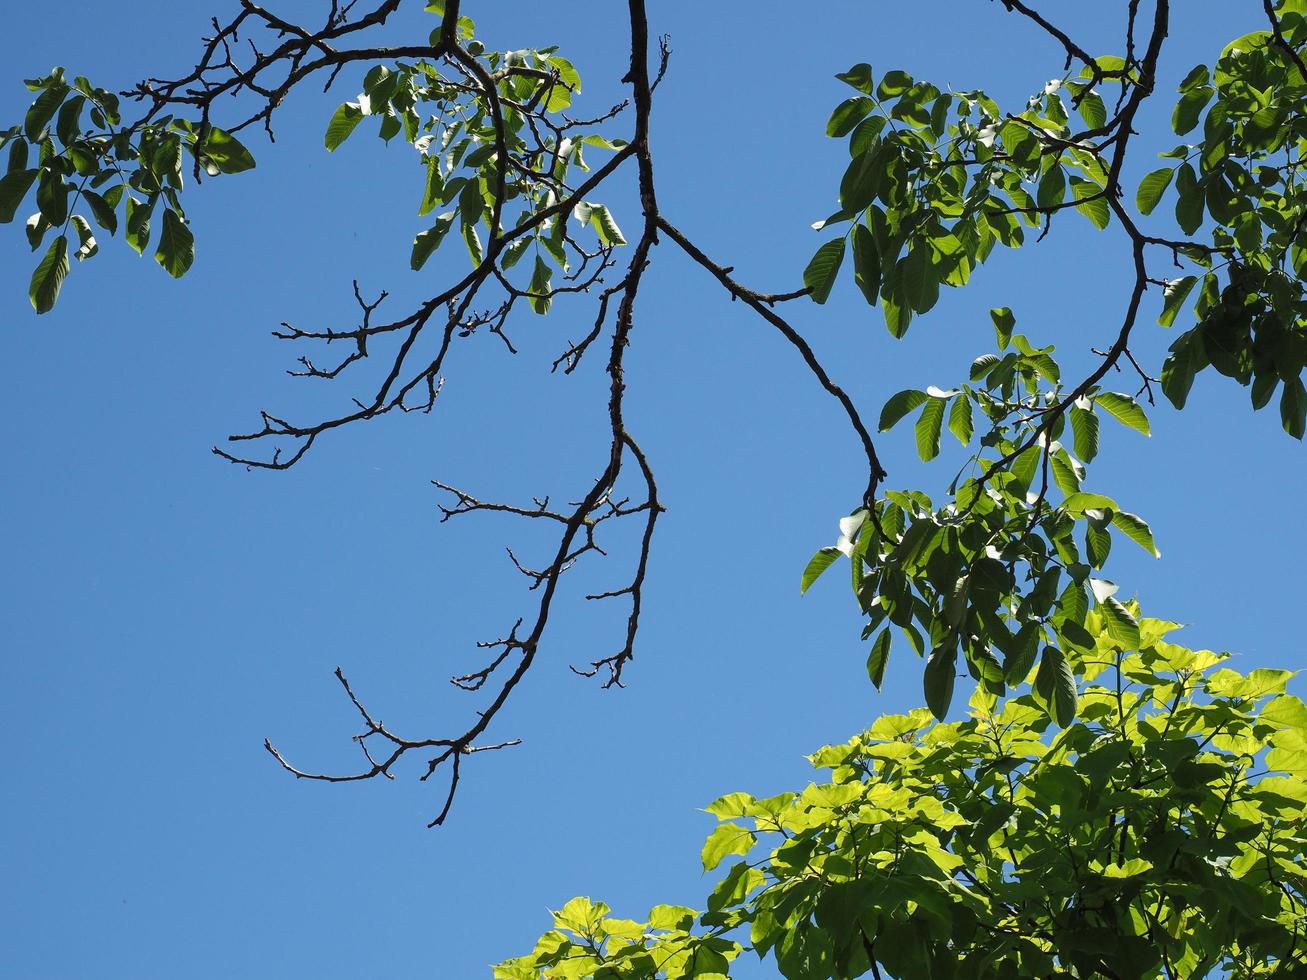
{"left": 154, "top": 209, "right": 195, "bottom": 278}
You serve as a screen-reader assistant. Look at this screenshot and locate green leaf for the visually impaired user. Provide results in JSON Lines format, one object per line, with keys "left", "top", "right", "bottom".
{"left": 851, "top": 222, "right": 880, "bottom": 305}
{"left": 701, "top": 823, "right": 755, "bottom": 872}
{"left": 1161, "top": 331, "right": 1205, "bottom": 409}
{"left": 1174, "top": 163, "right": 1204, "bottom": 234}
{"left": 81, "top": 188, "right": 118, "bottom": 235}
{"left": 528, "top": 254, "right": 553, "bottom": 315}
{"left": 1158, "top": 276, "right": 1197, "bottom": 327}
{"left": 914, "top": 396, "right": 946, "bottom": 461}
{"left": 1070, "top": 177, "right": 1110, "bottom": 230}
{"left": 801, "top": 547, "right": 842, "bottom": 594}
{"left": 826, "top": 97, "right": 873, "bottom": 138}
{"left": 199, "top": 126, "right": 256, "bottom": 174}
{"left": 500, "top": 235, "right": 531, "bottom": 270}
{"left": 71, "top": 214, "right": 97, "bottom": 260}
{"left": 1062, "top": 491, "right": 1118, "bottom": 514}
{"left": 418, "top": 155, "right": 443, "bottom": 217}
{"left": 948, "top": 394, "right": 973, "bottom": 446}
{"left": 463, "top": 221, "right": 483, "bottom": 266}
{"left": 1136, "top": 167, "right": 1174, "bottom": 215}
{"left": 924, "top": 645, "right": 957, "bottom": 721}
{"left": 36, "top": 171, "right": 69, "bottom": 226}
{"left": 1004, "top": 625, "right": 1040, "bottom": 684}
{"left": 125, "top": 195, "right": 152, "bottom": 255}
{"left": 990, "top": 307, "right": 1014, "bottom": 349}
{"left": 1112, "top": 511, "right": 1160, "bottom": 557}
{"left": 1099, "top": 596, "right": 1141, "bottom": 649}
{"left": 902, "top": 242, "right": 938, "bottom": 314}
{"left": 55, "top": 95, "right": 83, "bottom": 147}
{"left": 1095, "top": 391, "right": 1150, "bottom": 435}
{"left": 883, "top": 293, "right": 912, "bottom": 338}
{"left": 1069, "top": 404, "right": 1099, "bottom": 463}
{"left": 1036, "top": 647, "right": 1077, "bottom": 726}
{"left": 1281, "top": 376, "right": 1307, "bottom": 440}
{"left": 835, "top": 63, "right": 874, "bottom": 94}
{"left": 29, "top": 234, "right": 69, "bottom": 314}
{"left": 586, "top": 203, "right": 626, "bottom": 246}
{"left": 839, "top": 148, "right": 882, "bottom": 213}
{"left": 803, "top": 237, "right": 846, "bottom": 304}
{"left": 879, "top": 389, "right": 928, "bottom": 431}
{"left": 24, "top": 83, "right": 69, "bottom": 141}
{"left": 325, "top": 103, "right": 365, "bottom": 151}
{"left": 866, "top": 628, "right": 891, "bottom": 689}
{"left": 154, "top": 209, "right": 195, "bottom": 278}
{"left": 1036, "top": 165, "right": 1066, "bottom": 209}
{"left": 412, "top": 215, "right": 454, "bottom": 270}
{"left": 1078, "top": 90, "right": 1106, "bottom": 129}
{"left": 0, "top": 168, "right": 37, "bottom": 223}
{"left": 1172, "top": 85, "right": 1213, "bottom": 135}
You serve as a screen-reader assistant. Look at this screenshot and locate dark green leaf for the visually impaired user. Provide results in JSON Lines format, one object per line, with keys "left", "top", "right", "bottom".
{"left": 835, "top": 63, "right": 874, "bottom": 94}
{"left": 199, "top": 126, "right": 256, "bottom": 174}
{"left": 55, "top": 95, "right": 83, "bottom": 146}
{"left": 528, "top": 254, "right": 553, "bottom": 314}
{"left": 866, "top": 629, "right": 891, "bottom": 689}
{"left": 902, "top": 243, "right": 938, "bottom": 313}
{"left": 826, "top": 97, "right": 873, "bottom": 138}
{"left": 1036, "top": 647, "right": 1077, "bottom": 726}
{"left": 924, "top": 644, "right": 957, "bottom": 720}
{"left": 1174, "top": 163, "right": 1204, "bottom": 235}
{"left": 81, "top": 188, "right": 118, "bottom": 235}
{"left": 125, "top": 195, "right": 152, "bottom": 255}
{"left": 0, "top": 168, "right": 37, "bottom": 223}
{"left": 71, "top": 213, "right": 96, "bottom": 260}
{"left": 24, "top": 83, "right": 69, "bottom": 141}
{"left": 154, "top": 209, "right": 195, "bottom": 278}
{"left": 29, "top": 234, "right": 69, "bottom": 313}
{"left": 1281, "top": 376, "right": 1307, "bottom": 440}
{"left": 1172, "top": 86, "right": 1213, "bottom": 135}
{"left": 851, "top": 222, "right": 880, "bottom": 305}
{"left": 36, "top": 171, "right": 69, "bottom": 226}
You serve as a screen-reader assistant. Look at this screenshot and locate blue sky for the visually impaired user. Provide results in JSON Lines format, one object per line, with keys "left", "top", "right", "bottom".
{"left": 1, "top": 3, "right": 1300, "bottom": 977}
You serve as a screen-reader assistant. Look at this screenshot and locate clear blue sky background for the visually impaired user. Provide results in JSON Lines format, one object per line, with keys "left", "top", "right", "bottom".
{"left": 1, "top": 3, "right": 1300, "bottom": 977}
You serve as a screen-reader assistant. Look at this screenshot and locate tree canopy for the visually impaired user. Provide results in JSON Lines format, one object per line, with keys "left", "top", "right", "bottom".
{"left": 4, "top": 1, "right": 1307, "bottom": 976}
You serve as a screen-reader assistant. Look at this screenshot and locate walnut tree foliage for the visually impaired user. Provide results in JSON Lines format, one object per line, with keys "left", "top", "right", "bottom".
{"left": 4, "top": 0, "right": 1307, "bottom": 976}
